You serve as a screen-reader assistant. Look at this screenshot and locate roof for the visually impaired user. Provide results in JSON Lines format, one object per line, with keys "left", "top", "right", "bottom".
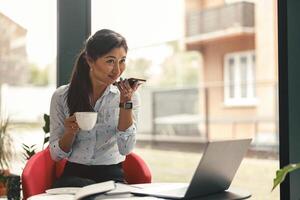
{"left": 0, "top": 11, "right": 27, "bottom": 34}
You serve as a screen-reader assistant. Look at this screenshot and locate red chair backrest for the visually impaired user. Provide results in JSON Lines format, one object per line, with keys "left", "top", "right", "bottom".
{"left": 21, "top": 148, "right": 151, "bottom": 199}
{"left": 122, "top": 152, "right": 152, "bottom": 184}
{"left": 21, "top": 148, "right": 58, "bottom": 199}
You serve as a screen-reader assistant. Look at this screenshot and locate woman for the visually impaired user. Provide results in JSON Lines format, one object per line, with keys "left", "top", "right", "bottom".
{"left": 49, "top": 29, "right": 141, "bottom": 187}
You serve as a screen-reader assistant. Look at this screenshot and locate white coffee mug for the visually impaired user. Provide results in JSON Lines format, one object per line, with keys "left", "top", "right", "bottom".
{"left": 75, "top": 112, "right": 97, "bottom": 131}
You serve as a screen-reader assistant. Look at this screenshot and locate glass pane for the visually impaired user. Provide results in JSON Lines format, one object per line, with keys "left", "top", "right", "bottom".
{"left": 229, "top": 58, "right": 235, "bottom": 98}
{"left": 252, "top": 54, "right": 256, "bottom": 97}
{"left": 0, "top": 0, "right": 57, "bottom": 174}
{"left": 240, "top": 56, "right": 247, "bottom": 98}
{"left": 91, "top": 0, "right": 279, "bottom": 199}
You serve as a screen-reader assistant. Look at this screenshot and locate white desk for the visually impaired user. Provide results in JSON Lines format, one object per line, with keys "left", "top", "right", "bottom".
{"left": 28, "top": 183, "right": 251, "bottom": 200}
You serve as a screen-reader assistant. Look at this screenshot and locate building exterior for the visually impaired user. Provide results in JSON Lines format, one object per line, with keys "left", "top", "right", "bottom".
{"left": 0, "top": 12, "right": 29, "bottom": 85}
{"left": 184, "top": 0, "right": 278, "bottom": 145}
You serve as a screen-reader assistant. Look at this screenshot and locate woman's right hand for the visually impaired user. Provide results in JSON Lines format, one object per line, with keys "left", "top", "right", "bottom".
{"left": 64, "top": 115, "right": 79, "bottom": 136}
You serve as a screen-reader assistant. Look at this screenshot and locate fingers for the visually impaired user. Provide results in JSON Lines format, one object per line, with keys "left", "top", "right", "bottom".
{"left": 115, "top": 78, "right": 144, "bottom": 103}
{"left": 117, "top": 80, "right": 126, "bottom": 91}
{"left": 116, "top": 79, "right": 131, "bottom": 93}
{"left": 65, "top": 115, "right": 76, "bottom": 122}
{"left": 123, "top": 80, "right": 133, "bottom": 92}
{"left": 116, "top": 79, "right": 136, "bottom": 91}
{"left": 115, "top": 79, "right": 133, "bottom": 103}
{"left": 131, "top": 81, "right": 142, "bottom": 91}
{"left": 64, "top": 115, "right": 79, "bottom": 134}
{"left": 69, "top": 122, "right": 79, "bottom": 130}
{"left": 116, "top": 82, "right": 125, "bottom": 93}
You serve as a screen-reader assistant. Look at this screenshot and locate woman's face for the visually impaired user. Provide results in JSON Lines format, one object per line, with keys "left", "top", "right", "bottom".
{"left": 88, "top": 47, "right": 127, "bottom": 86}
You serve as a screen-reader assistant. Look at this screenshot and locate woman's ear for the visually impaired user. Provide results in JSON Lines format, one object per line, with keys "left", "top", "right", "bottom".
{"left": 85, "top": 56, "right": 94, "bottom": 69}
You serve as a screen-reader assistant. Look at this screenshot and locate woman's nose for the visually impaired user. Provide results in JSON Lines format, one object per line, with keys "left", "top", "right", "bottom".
{"left": 112, "top": 62, "right": 120, "bottom": 75}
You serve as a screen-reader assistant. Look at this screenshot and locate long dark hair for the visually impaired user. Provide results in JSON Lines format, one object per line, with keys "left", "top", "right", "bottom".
{"left": 67, "top": 29, "right": 128, "bottom": 115}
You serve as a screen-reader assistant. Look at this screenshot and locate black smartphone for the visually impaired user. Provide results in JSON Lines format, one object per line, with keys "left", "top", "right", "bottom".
{"left": 113, "top": 78, "right": 146, "bottom": 87}
{"left": 127, "top": 78, "right": 146, "bottom": 87}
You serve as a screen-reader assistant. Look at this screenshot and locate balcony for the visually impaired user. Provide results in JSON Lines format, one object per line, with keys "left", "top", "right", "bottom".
{"left": 186, "top": 2, "right": 255, "bottom": 44}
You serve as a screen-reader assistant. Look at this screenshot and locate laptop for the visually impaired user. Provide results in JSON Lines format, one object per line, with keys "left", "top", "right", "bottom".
{"left": 132, "top": 138, "right": 252, "bottom": 199}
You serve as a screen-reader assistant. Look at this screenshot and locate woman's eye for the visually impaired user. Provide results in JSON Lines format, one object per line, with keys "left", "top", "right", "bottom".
{"left": 120, "top": 59, "right": 126, "bottom": 64}
{"left": 106, "top": 59, "right": 115, "bottom": 64}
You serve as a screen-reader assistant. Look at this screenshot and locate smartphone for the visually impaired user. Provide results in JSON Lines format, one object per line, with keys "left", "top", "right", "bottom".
{"left": 127, "top": 78, "right": 146, "bottom": 87}
{"left": 113, "top": 78, "right": 146, "bottom": 87}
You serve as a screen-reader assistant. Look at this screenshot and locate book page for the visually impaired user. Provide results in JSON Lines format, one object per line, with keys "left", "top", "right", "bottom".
{"left": 46, "top": 187, "right": 80, "bottom": 194}
{"left": 105, "top": 183, "right": 142, "bottom": 195}
{"left": 28, "top": 194, "right": 74, "bottom": 200}
{"left": 74, "top": 180, "right": 115, "bottom": 200}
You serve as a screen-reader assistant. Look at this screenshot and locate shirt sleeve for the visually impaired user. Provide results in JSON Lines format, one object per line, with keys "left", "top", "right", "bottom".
{"left": 49, "top": 88, "right": 72, "bottom": 161}
{"left": 116, "top": 91, "right": 140, "bottom": 155}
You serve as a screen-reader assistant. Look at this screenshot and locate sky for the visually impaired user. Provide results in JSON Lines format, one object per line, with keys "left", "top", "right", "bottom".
{"left": 0, "top": 0, "right": 184, "bottom": 68}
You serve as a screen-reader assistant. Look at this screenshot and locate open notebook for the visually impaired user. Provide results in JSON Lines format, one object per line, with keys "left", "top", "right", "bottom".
{"left": 46, "top": 180, "right": 115, "bottom": 200}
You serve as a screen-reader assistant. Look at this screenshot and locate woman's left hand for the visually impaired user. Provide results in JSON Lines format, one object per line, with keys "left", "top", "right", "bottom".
{"left": 115, "top": 78, "right": 141, "bottom": 102}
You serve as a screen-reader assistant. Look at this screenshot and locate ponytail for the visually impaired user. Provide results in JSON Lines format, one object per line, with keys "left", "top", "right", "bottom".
{"left": 67, "top": 50, "right": 93, "bottom": 115}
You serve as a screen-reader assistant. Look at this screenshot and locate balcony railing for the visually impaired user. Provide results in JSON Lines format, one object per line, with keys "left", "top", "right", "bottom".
{"left": 186, "top": 2, "right": 255, "bottom": 37}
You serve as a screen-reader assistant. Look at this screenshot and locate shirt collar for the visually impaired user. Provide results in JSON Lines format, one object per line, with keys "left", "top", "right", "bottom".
{"left": 108, "top": 84, "right": 118, "bottom": 94}
{"left": 92, "top": 85, "right": 118, "bottom": 102}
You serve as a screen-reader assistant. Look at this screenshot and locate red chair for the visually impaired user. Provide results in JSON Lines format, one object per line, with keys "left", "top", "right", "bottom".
{"left": 21, "top": 147, "right": 151, "bottom": 200}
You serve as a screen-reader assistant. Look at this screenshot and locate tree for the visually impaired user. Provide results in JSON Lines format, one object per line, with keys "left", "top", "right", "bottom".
{"left": 28, "top": 63, "right": 49, "bottom": 86}
{"left": 158, "top": 42, "right": 201, "bottom": 87}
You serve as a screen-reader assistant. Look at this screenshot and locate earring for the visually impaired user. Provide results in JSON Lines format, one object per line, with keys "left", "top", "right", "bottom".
{"left": 90, "top": 68, "right": 93, "bottom": 72}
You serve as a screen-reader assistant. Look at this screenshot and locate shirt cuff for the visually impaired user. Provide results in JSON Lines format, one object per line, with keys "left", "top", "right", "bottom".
{"left": 50, "top": 140, "right": 72, "bottom": 160}
{"left": 116, "top": 123, "right": 136, "bottom": 139}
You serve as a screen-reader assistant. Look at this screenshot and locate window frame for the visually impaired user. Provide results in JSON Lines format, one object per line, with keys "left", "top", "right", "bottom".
{"left": 223, "top": 50, "right": 257, "bottom": 107}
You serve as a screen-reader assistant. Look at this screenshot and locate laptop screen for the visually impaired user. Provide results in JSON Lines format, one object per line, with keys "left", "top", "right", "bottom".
{"left": 185, "top": 138, "right": 252, "bottom": 198}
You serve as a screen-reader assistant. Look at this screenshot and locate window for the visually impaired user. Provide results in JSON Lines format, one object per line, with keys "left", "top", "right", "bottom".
{"left": 89, "top": 0, "right": 279, "bottom": 198}
{"left": 0, "top": 0, "right": 57, "bottom": 174}
{"left": 224, "top": 51, "right": 256, "bottom": 106}
{"left": 225, "top": 0, "right": 256, "bottom": 4}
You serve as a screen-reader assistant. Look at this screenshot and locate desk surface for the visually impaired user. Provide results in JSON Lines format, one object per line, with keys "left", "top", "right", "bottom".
{"left": 28, "top": 183, "right": 251, "bottom": 200}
